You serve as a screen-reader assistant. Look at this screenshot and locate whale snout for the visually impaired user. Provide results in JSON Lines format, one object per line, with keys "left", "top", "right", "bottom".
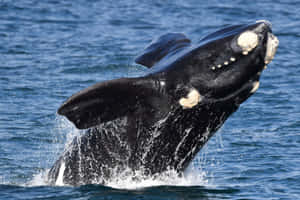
{"left": 249, "top": 20, "right": 279, "bottom": 67}
{"left": 233, "top": 20, "right": 275, "bottom": 55}
{"left": 189, "top": 20, "right": 279, "bottom": 102}
{"left": 236, "top": 20, "right": 278, "bottom": 65}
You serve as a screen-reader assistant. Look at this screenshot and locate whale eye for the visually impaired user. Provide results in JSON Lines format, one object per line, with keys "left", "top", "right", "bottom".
{"left": 237, "top": 31, "right": 259, "bottom": 55}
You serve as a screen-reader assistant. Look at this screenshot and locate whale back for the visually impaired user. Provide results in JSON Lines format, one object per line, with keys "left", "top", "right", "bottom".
{"left": 135, "top": 33, "right": 191, "bottom": 68}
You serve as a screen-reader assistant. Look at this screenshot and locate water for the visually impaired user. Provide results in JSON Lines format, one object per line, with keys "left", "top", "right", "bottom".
{"left": 0, "top": 0, "right": 299, "bottom": 199}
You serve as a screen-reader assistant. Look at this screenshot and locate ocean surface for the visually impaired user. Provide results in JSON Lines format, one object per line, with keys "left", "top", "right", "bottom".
{"left": 0, "top": 0, "right": 299, "bottom": 199}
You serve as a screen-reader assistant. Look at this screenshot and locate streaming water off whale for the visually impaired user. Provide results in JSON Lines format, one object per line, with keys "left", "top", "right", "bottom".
{"left": 1, "top": 0, "right": 300, "bottom": 199}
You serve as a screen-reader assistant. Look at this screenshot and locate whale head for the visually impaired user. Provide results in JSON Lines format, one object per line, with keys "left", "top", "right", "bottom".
{"left": 177, "top": 20, "right": 279, "bottom": 106}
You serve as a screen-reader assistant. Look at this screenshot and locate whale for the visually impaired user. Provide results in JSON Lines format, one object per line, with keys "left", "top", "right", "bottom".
{"left": 48, "top": 20, "right": 279, "bottom": 185}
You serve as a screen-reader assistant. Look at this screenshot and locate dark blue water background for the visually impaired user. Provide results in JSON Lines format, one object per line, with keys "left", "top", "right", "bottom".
{"left": 0, "top": 0, "right": 299, "bottom": 199}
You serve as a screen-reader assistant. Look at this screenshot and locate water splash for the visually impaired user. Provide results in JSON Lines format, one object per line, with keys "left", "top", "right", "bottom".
{"left": 27, "top": 170, "right": 49, "bottom": 187}
{"left": 26, "top": 116, "right": 82, "bottom": 187}
{"left": 27, "top": 116, "right": 224, "bottom": 189}
{"left": 105, "top": 168, "right": 209, "bottom": 190}
{"left": 103, "top": 134, "right": 224, "bottom": 190}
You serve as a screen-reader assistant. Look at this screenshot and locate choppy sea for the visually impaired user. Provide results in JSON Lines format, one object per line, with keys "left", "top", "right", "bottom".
{"left": 0, "top": 0, "right": 299, "bottom": 199}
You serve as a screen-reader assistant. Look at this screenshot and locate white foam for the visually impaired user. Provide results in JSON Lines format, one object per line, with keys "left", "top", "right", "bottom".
{"left": 56, "top": 116, "right": 83, "bottom": 147}
{"left": 27, "top": 116, "right": 81, "bottom": 187}
{"left": 27, "top": 116, "right": 223, "bottom": 189}
{"left": 27, "top": 170, "right": 49, "bottom": 187}
{"left": 104, "top": 136, "right": 223, "bottom": 190}
{"left": 28, "top": 163, "right": 211, "bottom": 189}
{"left": 105, "top": 168, "right": 209, "bottom": 190}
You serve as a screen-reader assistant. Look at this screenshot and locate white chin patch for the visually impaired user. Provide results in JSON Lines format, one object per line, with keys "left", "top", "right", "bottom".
{"left": 264, "top": 32, "right": 279, "bottom": 64}
{"left": 179, "top": 89, "right": 202, "bottom": 109}
{"left": 250, "top": 81, "right": 260, "bottom": 93}
{"left": 237, "top": 31, "right": 259, "bottom": 54}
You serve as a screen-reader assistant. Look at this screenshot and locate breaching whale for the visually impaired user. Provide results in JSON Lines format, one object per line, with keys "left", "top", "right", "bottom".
{"left": 48, "top": 20, "right": 279, "bottom": 185}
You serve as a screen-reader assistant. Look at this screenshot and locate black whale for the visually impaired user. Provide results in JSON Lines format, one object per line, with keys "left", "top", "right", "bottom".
{"left": 48, "top": 21, "right": 278, "bottom": 185}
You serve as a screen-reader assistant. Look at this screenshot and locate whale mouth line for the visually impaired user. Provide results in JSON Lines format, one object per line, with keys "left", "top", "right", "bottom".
{"left": 205, "top": 72, "right": 261, "bottom": 104}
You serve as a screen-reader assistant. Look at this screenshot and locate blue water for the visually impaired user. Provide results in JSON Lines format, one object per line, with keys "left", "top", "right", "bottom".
{"left": 0, "top": 0, "right": 299, "bottom": 199}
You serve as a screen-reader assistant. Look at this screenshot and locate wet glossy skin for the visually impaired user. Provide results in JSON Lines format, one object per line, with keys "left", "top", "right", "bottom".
{"left": 49, "top": 21, "right": 278, "bottom": 185}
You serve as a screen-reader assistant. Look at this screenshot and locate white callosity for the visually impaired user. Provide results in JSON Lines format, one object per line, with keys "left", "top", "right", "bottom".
{"left": 237, "top": 31, "right": 259, "bottom": 55}
{"left": 179, "top": 89, "right": 202, "bottom": 109}
{"left": 265, "top": 32, "right": 279, "bottom": 64}
{"left": 250, "top": 81, "right": 260, "bottom": 93}
{"left": 230, "top": 57, "right": 236, "bottom": 62}
{"left": 211, "top": 57, "right": 235, "bottom": 70}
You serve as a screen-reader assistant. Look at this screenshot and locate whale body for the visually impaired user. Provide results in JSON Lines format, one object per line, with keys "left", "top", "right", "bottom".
{"left": 48, "top": 20, "right": 278, "bottom": 185}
